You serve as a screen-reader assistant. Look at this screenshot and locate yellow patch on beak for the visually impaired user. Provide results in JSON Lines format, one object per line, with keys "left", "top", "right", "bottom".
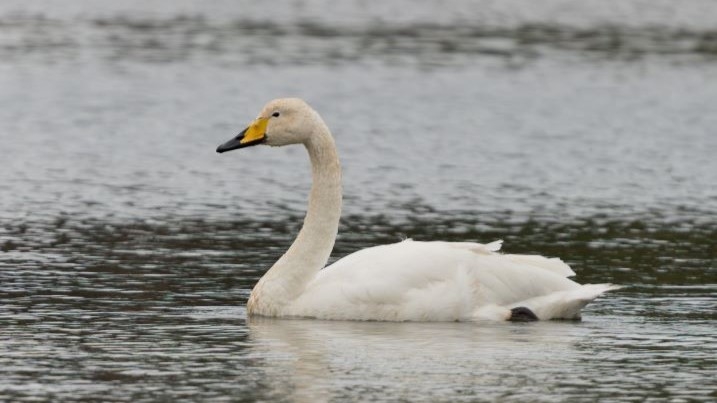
{"left": 240, "top": 117, "right": 268, "bottom": 144}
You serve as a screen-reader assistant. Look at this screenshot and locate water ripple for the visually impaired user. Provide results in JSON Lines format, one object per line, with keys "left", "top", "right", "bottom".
{"left": 2, "top": 15, "right": 717, "bottom": 65}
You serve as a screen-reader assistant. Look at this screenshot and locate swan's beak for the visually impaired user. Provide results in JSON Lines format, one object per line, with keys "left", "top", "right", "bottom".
{"left": 216, "top": 118, "right": 268, "bottom": 153}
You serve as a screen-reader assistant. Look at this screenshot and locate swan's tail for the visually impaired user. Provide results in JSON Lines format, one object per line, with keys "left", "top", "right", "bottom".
{"left": 512, "top": 283, "right": 621, "bottom": 320}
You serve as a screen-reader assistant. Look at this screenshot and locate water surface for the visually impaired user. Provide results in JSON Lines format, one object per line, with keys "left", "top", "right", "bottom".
{"left": 1, "top": 0, "right": 716, "bottom": 401}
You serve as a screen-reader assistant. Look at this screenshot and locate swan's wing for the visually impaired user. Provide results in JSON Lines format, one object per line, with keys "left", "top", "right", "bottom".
{"left": 502, "top": 254, "right": 575, "bottom": 277}
{"left": 430, "top": 240, "right": 575, "bottom": 277}
{"left": 439, "top": 239, "right": 503, "bottom": 253}
{"left": 290, "top": 240, "right": 584, "bottom": 321}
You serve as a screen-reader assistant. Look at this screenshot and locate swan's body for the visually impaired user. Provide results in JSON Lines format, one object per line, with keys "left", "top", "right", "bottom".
{"left": 217, "top": 98, "right": 618, "bottom": 322}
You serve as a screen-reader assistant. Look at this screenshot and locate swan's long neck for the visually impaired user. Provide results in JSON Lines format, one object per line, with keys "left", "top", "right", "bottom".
{"left": 248, "top": 119, "right": 342, "bottom": 315}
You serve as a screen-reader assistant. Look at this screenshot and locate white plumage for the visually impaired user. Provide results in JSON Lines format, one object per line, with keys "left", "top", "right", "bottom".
{"left": 289, "top": 240, "right": 617, "bottom": 321}
{"left": 217, "top": 98, "right": 618, "bottom": 322}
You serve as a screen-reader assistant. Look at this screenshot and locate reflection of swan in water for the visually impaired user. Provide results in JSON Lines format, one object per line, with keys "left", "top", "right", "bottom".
{"left": 246, "top": 316, "right": 590, "bottom": 401}
{"left": 218, "top": 98, "right": 618, "bottom": 322}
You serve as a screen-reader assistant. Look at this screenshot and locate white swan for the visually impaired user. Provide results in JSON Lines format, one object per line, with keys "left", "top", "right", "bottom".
{"left": 217, "top": 98, "right": 618, "bottom": 322}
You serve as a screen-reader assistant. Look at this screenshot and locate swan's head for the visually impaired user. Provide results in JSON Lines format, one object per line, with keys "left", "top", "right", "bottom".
{"left": 216, "top": 98, "right": 321, "bottom": 153}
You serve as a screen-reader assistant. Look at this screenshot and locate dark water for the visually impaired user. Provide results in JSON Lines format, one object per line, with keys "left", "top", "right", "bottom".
{"left": 1, "top": 1, "right": 716, "bottom": 401}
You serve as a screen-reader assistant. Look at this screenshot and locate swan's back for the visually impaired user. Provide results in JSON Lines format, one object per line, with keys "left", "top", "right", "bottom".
{"left": 285, "top": 240, "right": 615, "bottom": 321}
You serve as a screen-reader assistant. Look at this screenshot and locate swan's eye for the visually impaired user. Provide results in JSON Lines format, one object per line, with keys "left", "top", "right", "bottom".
{"left": 272, "top": 112, "right": 280, "bottom": 118}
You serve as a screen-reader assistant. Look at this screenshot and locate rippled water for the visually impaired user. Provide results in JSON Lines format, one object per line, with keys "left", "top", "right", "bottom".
{"left": 1, "top": 0, "right": 716, "bottom": 401}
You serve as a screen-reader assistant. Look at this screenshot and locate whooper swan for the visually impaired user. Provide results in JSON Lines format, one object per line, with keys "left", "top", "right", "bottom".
{"left": 217, "top": 98, "right": 618, "bottom": 322}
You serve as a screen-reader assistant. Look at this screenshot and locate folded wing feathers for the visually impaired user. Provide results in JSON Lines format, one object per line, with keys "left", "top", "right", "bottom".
{"left": 446, "top": 240, "right": 575, "bottom": 278}
{"left": 447, "top": 240, "right": 503, "bottom": 254}
{"left": 503, "top": 254, "right": 576, "bottom": 277}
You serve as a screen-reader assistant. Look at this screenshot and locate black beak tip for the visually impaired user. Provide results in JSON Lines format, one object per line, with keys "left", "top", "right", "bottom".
{"left": 217, "top": 128, "right": 250, "bottom": 154}
{"left": 216, "top": 137, "right": 243, "bottom": 154}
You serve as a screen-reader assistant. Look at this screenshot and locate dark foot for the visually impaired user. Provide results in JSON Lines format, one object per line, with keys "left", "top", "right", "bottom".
{"left": 509, "top": 307, "right": 538, "bottom": 322}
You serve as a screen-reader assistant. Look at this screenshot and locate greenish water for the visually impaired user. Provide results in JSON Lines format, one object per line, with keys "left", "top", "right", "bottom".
{"left": 1, "top": 0, "right": 716, "bottom": 401}
{"left": 1, "top": 216, "right": 715, "bottom": 401}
